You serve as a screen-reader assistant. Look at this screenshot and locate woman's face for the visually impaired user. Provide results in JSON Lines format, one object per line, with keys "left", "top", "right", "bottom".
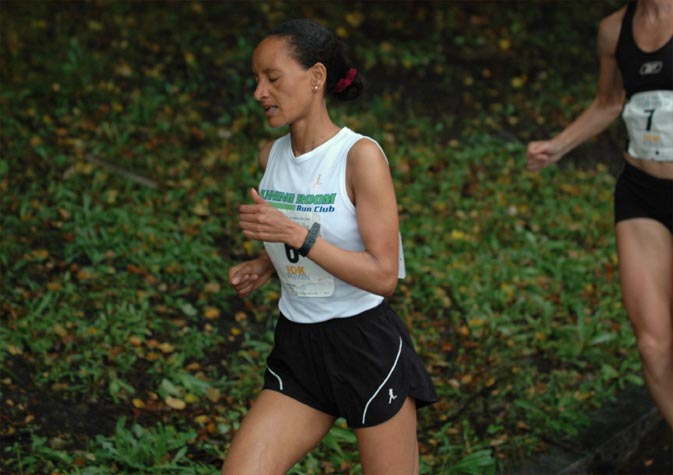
{"left": 252, "top": 36, "right": 317, "bottom": 128}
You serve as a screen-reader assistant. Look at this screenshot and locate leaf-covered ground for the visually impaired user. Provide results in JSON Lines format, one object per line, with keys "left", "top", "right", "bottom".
{"left": 1, "top": 1, "right": 641, "bottom": 474}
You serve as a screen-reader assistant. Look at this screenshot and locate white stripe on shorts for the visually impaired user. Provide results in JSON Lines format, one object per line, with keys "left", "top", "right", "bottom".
{"left": 361, "top": 336, "right": 403, "bottom": 425}
{"left": 268, "top": 366, "right": 283, "bottom": 391}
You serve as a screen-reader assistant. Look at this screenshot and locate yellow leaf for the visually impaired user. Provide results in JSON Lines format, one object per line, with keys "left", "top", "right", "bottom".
{"left": 243, "top": 241, "right": 255, "bottom": 255}
{"left": 345, "top": 12, "right": 364, "bottom": 28}
{"left": 265, "top": 290, "right": 280, "bottom": 302}
{"left": 195, "top": 415, "right": 210, "bottom": 425}
{"left": 511, "top": 76, "right": 527, "bottom": 89}
{"left": 379, "top": 42, "right": 393, "bottom": 53}
{"left": 115, "top": 61, "right": 133, "bottom": 78}
{"left": 184, "top": 393, "right": 199, "bottom": 404}
{"left": 230, "top": 327, "right": 241, "bottom": 336}
{"left": 129, "top": 336, "right": 143, "bottom": 347}
{"left": 192, "top": 201, "right": 209, "bottom": 216}
{"left": 47, "top": 282, "right": 62, "bottom": 292}
{"left": 460, "top": 374, "right": 473, "bottom": 384}
{"left": 450, "top": 230, "right": 466, "bottom": 241}
{"left": 204, "top": 307, "right": 220, "bottom": 320}
{"left": 204, "top": 282, "right": 221, "bottom": 293}
{"left": 184, "top": 51, "right": 196, "bottom": 66}
{"left": 574, "top": 391, "right": 591, "bottom": 401}
{"left": 206, "top": 387, "right": 221, "bottom": 403}
{"left": 88, "top": 20, "right": 103, "bottom": 31}
{"left": 53, "top": 324, "right": 67, "bottom": 337}
{"left": 7, "top": 345, "right": 22, "bottom": 355}
{"left": 185, "top": 362, "right": 202, "bottom": 371}
{"left": 132, "top": 398, "right": 146, "bottom": 409}
{"left": 158, "top": 342, "right": 175, "bottom": 354}
{"left": 32, "top": 249, "right": 49, "bottom": 260}
{"left": 165, "top": 396, "right": 186, "bottom": 410}
{"left": 105, "top": 190, "right": 119, "bottom": 204}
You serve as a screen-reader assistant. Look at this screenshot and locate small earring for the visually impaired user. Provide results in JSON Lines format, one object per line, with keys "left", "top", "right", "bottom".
{"left": 313, "top": 85, "right": 319, "bottom": 92}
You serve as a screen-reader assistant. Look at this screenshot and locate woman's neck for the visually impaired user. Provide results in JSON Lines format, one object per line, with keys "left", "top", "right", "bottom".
{"left": 638, "top": 0, "right": 673, "bottom": 22}
{"left": 290, "top": 111, "right": 340, "bottom": 156}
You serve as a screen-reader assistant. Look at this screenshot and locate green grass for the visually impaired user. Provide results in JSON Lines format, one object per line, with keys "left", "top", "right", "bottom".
{"left": 1, "top": 1, "right": 640, "bottom": 474}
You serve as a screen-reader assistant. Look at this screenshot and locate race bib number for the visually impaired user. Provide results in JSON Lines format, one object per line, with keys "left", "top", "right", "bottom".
{"left": 265, "top": 210, "right": 335, "bottom": 298}
{"left": 622, "top": 90, "right": 673, "bottom": 162}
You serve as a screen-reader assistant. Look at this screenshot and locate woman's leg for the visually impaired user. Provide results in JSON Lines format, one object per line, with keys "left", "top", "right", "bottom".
{"left": 616, "top": 218, "right": 673, "bottom": 428}
{"left": 221, "top": 390, "right": 335, "bottom": 475}
{"left": 354, "top": 397, "right": 419, "bottom": 475}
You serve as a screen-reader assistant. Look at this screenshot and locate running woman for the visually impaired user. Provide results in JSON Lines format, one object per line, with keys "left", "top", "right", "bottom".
{"left": 225, "top": 19, "right": 437, "bottom": 474}
{"left": 527, "top": 0, "right": 672, "bottom": 428}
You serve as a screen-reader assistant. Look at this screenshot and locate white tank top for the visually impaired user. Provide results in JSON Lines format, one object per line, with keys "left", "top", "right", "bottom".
{"left": 259, "top": 127, "right": 405, "bottom": 323}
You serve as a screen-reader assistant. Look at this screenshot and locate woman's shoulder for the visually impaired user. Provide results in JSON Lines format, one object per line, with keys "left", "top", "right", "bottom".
{"left": 598, "top": 4, "right": 629, "bottom": 53}
{"left": 346, "top": 133, "right": 388, "bottom": 166}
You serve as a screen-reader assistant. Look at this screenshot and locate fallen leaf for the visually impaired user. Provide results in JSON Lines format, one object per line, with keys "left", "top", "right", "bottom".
{"left": 165, "top": 396, "right": 186, "bottom": 410}
{"left": 204, "top": 307, "right": 220, "bottom": 320}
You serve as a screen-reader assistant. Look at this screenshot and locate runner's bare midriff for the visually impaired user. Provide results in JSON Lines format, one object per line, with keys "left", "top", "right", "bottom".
{"left": 625, "top": 152, "right": 673, "bottom": 179}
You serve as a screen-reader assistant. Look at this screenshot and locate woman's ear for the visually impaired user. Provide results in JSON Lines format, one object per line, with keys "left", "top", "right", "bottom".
{"left": 310, "top": 62, "right": 327, "bottom": 92}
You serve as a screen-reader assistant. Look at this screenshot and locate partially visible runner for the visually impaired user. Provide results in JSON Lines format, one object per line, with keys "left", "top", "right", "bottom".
{"left": 225, "top": 19, "right": 437, "bottom": 474}
{"left": 527, "top": 0, "right": 672, "bottom": 428}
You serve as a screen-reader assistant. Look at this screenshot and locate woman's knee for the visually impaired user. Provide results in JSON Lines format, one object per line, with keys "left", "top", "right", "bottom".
{"left": 636, "top": 332, "right": 673, "bottom": 373}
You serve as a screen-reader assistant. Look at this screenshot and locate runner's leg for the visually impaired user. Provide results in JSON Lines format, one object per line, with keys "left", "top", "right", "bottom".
{"left": 221, "top": 390, "right": 335, "bottom": 475}
{"left": 617, "top": 218, "right": 673, "bottom": 428}
{"left": 354, "top": 397, "right": 419, "bottom": 475}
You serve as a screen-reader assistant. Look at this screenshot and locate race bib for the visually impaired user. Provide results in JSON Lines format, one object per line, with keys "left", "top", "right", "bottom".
{"left": 265, "top": 210, "right": 335, "bottom": 298}
{"left": 622, "top": 90, "right": 673, "bottom": 162}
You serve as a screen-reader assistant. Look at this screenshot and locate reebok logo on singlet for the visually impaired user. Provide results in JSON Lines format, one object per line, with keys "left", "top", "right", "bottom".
{"left": 640, "top": 61, "right": 663, "bottom": 76}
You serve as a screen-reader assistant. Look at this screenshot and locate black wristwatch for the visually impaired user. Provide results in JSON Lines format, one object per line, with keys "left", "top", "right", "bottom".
{"left": 298, "top": 222, "right": 321, "bottom": 257}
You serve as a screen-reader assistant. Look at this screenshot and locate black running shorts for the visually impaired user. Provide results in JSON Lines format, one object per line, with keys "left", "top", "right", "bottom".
{"left": 263, "top": 302, "right": 438, "bottom": 428}
{"left": 614, "top": 161, "right": 673, "bottom": 233}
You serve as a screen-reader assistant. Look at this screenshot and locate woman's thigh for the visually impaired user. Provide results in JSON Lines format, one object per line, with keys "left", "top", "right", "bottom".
{"left": 221, "top": 390, "right": 335, "bottom": 475}
{"left": 616, "top": 218, "right": 673, "bottom": 337}
{"left": 354, "top": 397, "right": 419, "bottom": 475}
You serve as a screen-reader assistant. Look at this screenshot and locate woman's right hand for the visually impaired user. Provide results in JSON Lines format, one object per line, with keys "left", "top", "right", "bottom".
{"left": 228, "top": 255, "right": 274, "bottom": 298}
{"left": 526, "top": 140, "right": 564, "bottom": 172}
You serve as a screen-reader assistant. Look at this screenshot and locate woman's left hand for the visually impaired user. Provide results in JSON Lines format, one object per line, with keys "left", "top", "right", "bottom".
{"left": 239, "top": 188, "right": 306, "bottom": 247}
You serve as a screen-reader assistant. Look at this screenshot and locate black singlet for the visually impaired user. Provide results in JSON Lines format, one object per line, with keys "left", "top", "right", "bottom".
{"left": 615, "top": 0, "right": 673, "bottom": 99}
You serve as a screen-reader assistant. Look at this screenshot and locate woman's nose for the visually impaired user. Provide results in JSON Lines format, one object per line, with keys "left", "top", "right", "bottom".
{"left": 254, "top": 80, "right": 266, "bottom": 102}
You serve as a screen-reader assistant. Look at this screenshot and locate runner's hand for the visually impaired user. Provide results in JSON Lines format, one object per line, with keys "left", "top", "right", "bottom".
{"left": 228, "top": 256, "right": 274, "bottom": 298}
{"left": 526, "top": 140, "right": 563, "bottom": 172}
{"left": 239, "top": 188, "right": 305, "bottom": 248}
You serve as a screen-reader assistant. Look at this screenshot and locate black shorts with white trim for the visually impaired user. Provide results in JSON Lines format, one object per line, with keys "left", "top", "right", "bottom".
{"left": 263, "top": 301, "right": 438, "bottom": 428}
